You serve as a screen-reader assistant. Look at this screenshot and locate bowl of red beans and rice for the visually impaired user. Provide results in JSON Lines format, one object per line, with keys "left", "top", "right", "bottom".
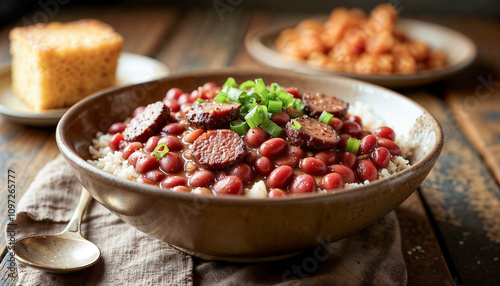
{"left": 56, "top": 68, "right": 443, "bottom": 262}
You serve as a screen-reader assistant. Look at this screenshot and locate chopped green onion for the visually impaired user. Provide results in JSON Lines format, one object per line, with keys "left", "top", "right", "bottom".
{"left": 214, "top": 92, "right": 228, "bottom": 103}
{"left": 254, "top": 78, "right": 267, "bottom": 94}
{"left": 270, "top": 82, "right": 281, "bottom": 92}
{"left": 345, "top": 138, "right": 360, "bottom": 155}
{"left": 152, "top": 143, "right": 169, "bottom": 159}
{"left": 222, "top": 77, "right": 237, "bottom": 89}
{"left": 291, "top": 98, "right": 305, "bottom": 111}
{"left": 293, "top": 113, "right": 301, "bottom": 118}
{"left": 228, "top": 87, "right": 245, "bottom": 102}
{"left": 196, "top": 98, "right": 205, "bottom": 103}
{"left": 318, "top": 111, "right": 334, "bottom": 124}
{"left": 290, "top": 119, "right": 301, "bottom": 130}
{"left": 230, "top": 119, "right": 249, "bottom": 136}
{"left": 244, "top": 105, "right": 264, "bottom": 128}
{"left": 239, "top": 80, "right": 255, "bottom": 90}
{"left": 276, "top": 88, "right": 294, "bottom": 107}
{"left": 268, "top": 100, "right": 282, "bottom": 113}
{"left": 260, "top": 119, "right": 282, "bottom": 137}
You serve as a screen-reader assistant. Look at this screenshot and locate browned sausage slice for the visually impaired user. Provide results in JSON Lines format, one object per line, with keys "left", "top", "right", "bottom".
{"left": 302, "top": 93, "right": 349, "bottom": 118}
{"left": 192, "top": 129, "right": 247, "bottom": 171}
{"left": 286, "top": 117, "right": 340, "bottom": 151}
{"left": 123, "top": 101, "right": 170, "bottom": 142}
{"left": 187, "top": 101, "right": 241, "bottom": 129}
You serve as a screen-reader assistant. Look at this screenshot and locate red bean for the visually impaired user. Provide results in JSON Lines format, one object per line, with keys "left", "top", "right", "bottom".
{"left": 144, "top": 135, "right": 161, "bottom": 152}
{"left": 267, "top": 166, "right": 294, "bottom": 188}
{"left": 271, "top": 111, "right": 291, "bottom": 127}
{"left": 163, "top": 99, "right": 181, "bottom": 112}
{"left": 109, "top": 133, "right": 124, "bottom": 151}
{"left": 254, "top": 157, "right": 274, "bottom": 176}
{"left": 371, "top": 147, "right": 392, "bottom": 168}
{"left": 377, "top": 138, "right": 402, "bottom": 156}
{"left": 340, "top": 152, "right": 357, "bottom": 169}
{"left": 286, "top": 108, "right": 303, "bottom": 118}
{"left": 135, "top": 176, "right": 156, "bottom": 185}
{"left": 136, "top": 154, "right": 159, "bottom": 173}
{"left": 268, "top": 188, "right": 287, "bottom": 198}
{"left": 288, "top": 146, "right": 306, "bottom": 159}
{"left": 166, "top": 87, "right": 183, "bottom": 100}
{"left": 321, "top": 173, "right": 344, "bottom": 191}
{"left": 122, "top": 142, "right": 143, "bottom": 159}
{"left": 213, "top": 175, "right": 244, "bottom": 195}
{"left": 328, "top": 164, "right": 357, "bottom": 183}
{"left": 127, "top": 151, "right": 146, "bottom": 167}
{"left": 159, "top": 136, "right": 183, "bottom": 151}
{"left": 356, "top": 159, "right": 378, "bottom": 182}
{"left": 172, "top": 186, "right": 190, "bottom": 192}
{"left": 189, "top": 170, "right": 215, "bottom": 187}
{"left": 360, "top": 130, "right": 372, "bottom": 138}
{"left": 190, "top": 89, "right": 200, "bottom": 102}
{"left": 300, "top": 157, "right": 327, "bottom": 175}
{"left": 229, "top": 163, "right": 254, "bottom": 184}
{"left": 203, "top": 82, "right": 219, "bottom": 91}
{"left": 284, "top": 87, "right": 300, "bottom": 98}
{"left": 359, "top": 135, "right": 378, "bottom": 155}
{"left": 161, "top": 176, "right": 187, "bottom": 188}
{"left": 339, "top": 134, "right": 352, "bottom": 149}
{"left": 132, "top": 106, "right": 145, "bottom": 117}
{"left": 374, "top": 126, "right": 396, "bottom": 141}
{"left": 159, "top": 153, "right": 183, "bottom": 173}
{"left": 146, "top": 170, "right": 166, "bottom": 183}
{"left": 329, "top": 117, "right": 343, "bottom": 131}
{"left": 259, "top": 138, "right": 287, "bottom": 158}
{"left": 178, "top": 93, "right": 191, "bottom": 105}
{"left": 348, "top": 115, "right": 362, "bottom": 126}
{"left": 184, "top": 129, "right": 206, "bottom": 144}
{"left": 244, "top": 150, "right": 260, "bottom": 165}
{"left": 108, "top": 122, "right": 127, "bottom": 134}
{"left": 245, "top": 127, "right": 269, "bottom": 148}
{"left": 342, "top": 121, "right": 362, "bottom": 138}
{"left": 162, "top": 123, "right": 185, "bottom": 135}
{"left": 289, "top": 174, "right": 316, "bottom": 194}
{"left": 314, "top": 151, "right": 338, "bottom": 165}
{"left": 274, "top": 157, "right": 299, "bottom": 167}
{"left": 216, "top": 171, "right": 228, "bottom": 181}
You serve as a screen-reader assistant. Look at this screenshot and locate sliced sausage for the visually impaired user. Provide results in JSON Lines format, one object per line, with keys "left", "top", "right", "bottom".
{"left": 286, "top": 117, "right": 340, "bottom": 151}
{"left": 187, "top": 101, "right": 241, "bottom": 129}
{"left": 192, "top": 129, "right": 247, "bottom": 171}
{"left": 123, "top": 101, "right": 170, "bottom": 143}
{"left": 302, "top": 93, "right": 349, "bottom": 119}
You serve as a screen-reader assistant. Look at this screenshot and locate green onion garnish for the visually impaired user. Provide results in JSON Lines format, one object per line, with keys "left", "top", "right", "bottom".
{"left": 196, "top": 98, "right": 205, "bottom": 103}
{"left": 230, "top": 119, "right": 249, "bottom": 136}
{"left": 276, "top": 89, "right": 294, "bottom": 107}
{"left": 228, "top": 87, "right": 245, "bottom": 102}
{"left": 292, "top": 113, "right": 301, "bottom": 118}
{"left": 152, "top": 143, "right": 169, "bottom": 159}
{"left": 260, "top": 118, "right": 282, "bottom": 137}
{"left": 222, "top": 77, "right": 237, "bottom": 89}
{"left": 254, "top": 78, "right": 268, "bottom": 95}
{"left": 239, "top": 80, "right": 255, "bottom": 90}
{"left": 318, "top": 111, "right": 334, "bottom": 124}
{"left": 270, "top": 82, "right": 281, "bottom": 92}
{"left": 345, "top": 138, "right": 360, "bottom": 155}
{"left": 244, "top": 105, "right": 264, "bottom": 128}
{"left": 268, "top": 100, "right": 282, "bottom": 113}
{"left": 290, "top": 119, "right": 301, "bottom": 130}
{"left": 214, "top": 93, "right": 228, "bottom": 103}
{"left": 291, "top": 98, "right": 305, "bottom": 111}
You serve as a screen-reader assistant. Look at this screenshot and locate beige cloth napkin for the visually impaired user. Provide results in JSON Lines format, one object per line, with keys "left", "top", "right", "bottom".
{"left": 8, "top": 155, "right": 407, "bottom": 285}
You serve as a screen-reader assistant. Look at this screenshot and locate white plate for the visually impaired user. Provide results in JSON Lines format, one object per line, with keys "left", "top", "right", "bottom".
{"left": 0, "top": 52, "right": 169, "bottom": 126}
{"left": 245, "top": 18, "right": 477, "bottom": 88}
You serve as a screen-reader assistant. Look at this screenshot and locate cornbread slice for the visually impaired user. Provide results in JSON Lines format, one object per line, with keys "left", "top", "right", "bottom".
{"left": 10, "top": 19, "right": 123, "bottom": 110}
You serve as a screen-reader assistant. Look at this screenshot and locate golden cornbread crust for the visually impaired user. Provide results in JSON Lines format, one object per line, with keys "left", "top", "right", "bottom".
{"left": 10, "top": 19, "right": 123, "bottom": 110}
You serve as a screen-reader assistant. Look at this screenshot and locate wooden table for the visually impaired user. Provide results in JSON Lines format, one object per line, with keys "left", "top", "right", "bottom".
{"left": 1, "top": 6, "right": 499, "bottom": 285}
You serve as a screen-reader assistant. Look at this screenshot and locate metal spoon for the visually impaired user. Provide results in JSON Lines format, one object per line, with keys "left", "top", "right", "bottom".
{"left": 13, "top": 188, "right": 101, "bottom": 273}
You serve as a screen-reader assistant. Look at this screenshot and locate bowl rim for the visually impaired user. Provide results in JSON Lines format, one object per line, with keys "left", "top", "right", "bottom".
{"left": 56, "top": 67, "right": 444, "bottom": 205}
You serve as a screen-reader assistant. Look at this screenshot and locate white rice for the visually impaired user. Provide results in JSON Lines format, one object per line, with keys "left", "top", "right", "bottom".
{"left": 88, "top": 101, "right": 412, "bottom": 195}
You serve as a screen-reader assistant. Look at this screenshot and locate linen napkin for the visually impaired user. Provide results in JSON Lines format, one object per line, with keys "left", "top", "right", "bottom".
{"left": 7, "top": 155, "right": 407, "bottom": 285}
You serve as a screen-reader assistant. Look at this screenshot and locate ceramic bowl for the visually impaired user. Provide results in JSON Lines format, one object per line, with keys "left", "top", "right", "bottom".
{"left": 56, "top": 68, "right": 443, "bottom": 262}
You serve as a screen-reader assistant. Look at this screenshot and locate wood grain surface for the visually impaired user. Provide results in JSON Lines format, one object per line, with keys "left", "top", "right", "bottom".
{"left": 1, "top": 7, "right": 499, "bottom": 285}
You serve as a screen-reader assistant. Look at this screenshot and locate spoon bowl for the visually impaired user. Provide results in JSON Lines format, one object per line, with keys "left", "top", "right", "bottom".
{"left": 13, "top": 188, "right": 101, "bottom": 273}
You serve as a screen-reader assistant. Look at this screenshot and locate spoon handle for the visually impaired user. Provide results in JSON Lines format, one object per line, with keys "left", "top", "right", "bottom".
{"left": 61, "top": 187, "right": 93, "bottom": 236}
